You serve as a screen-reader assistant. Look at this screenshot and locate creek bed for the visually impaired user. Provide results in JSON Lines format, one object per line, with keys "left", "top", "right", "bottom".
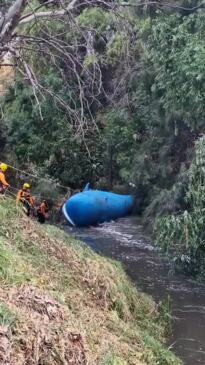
{"left": 64, "top": 216, "right": 205, "bottom": 365}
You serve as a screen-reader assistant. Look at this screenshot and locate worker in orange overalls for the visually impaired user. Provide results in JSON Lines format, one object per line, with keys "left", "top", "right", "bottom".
{"left": 37, "top": 200, "right": 47, "bottom": 224}
{"left": 0, "top": 163, "right": 9, "bottom": 194}
{"left": 16, "top": 183, "right": 34, "bottom": 216}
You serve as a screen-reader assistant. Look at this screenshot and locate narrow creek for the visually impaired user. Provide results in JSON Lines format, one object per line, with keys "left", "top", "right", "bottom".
{"left": 64, "top": 216, "right": 205, "bottom": 365}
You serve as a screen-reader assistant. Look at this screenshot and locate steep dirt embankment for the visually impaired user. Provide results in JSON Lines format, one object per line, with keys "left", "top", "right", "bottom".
{"left": 0, "top": 198, "right": 180, "bottom": 365}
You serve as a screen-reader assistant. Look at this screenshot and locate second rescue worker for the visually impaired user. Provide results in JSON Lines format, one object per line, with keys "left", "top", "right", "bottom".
{"left": 37, "top": 200, "right": 47, "bottom": 224}
{"left": 16, "top": 183, "right": 34, "bottom": 216}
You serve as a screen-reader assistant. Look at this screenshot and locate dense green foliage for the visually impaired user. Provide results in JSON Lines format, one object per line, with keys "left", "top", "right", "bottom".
{"left": 155, "top": 136, "right": 205, "bottom": 276}
{"left": 4, "top": 81, "right": 103, "bottom": 187}
{"left": 2, "top": 0, "right": 205, "bottom": 274}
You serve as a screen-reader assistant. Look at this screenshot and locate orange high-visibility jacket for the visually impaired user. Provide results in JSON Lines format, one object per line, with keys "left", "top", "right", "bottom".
{"left": 0, "top": 171, "right": 9, "bottom": 188}
{"left": 16, "top": 189, "right": 34, "bottom": 206}
{"left": 38, "top": 202, "right": 46, "bottom": 216}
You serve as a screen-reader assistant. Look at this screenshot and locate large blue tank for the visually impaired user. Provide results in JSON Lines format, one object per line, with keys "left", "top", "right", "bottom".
{"left": 62, "top": 187, "right": 134, "bottom": 227}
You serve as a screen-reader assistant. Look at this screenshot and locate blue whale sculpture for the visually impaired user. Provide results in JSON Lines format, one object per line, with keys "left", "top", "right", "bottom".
{"left": 62, "top": 185, "right": 134, "bottom": 227}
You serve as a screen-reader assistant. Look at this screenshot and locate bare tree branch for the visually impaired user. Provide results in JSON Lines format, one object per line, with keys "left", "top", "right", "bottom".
{"left": 0, "top": 0, "right": 27, "bottom": 43}
{"left": 0, "top": 63, "right": 16, "bottom": 67}
{"left": 119, "top": 1, "right": 205, "bottom": 12}
{"left": 20, "top": 0, "right": 79, "bottom": 23}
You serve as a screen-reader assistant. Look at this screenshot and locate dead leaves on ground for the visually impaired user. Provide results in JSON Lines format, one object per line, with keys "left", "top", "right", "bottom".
{"left": 0, "top": 285, "right": 87, "bottom": 365}
{"left": 0, "top": 326, "right": 11, "bottom": 365}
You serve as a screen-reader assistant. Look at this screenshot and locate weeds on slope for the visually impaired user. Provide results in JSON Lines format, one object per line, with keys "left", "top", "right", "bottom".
{"left": 0, "top": 198, "right": 181, "bottom": 365}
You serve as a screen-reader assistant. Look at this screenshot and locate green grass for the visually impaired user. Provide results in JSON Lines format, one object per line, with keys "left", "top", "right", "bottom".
{"left": 0, "top": 303, "right": 16, "bottom": 328}
{"left": 99, "top": 353, "right": 127, "bottom": 365}
{"left": 0, "top": 198, "right": 181, "bottom": 365}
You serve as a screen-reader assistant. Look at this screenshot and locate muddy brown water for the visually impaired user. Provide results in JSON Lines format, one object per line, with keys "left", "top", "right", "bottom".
{"left": 64, "top": 216, "right": 205, "bottom": 365}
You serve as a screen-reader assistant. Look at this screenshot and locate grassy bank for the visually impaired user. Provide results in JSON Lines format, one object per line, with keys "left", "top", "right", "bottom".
{"left": 0, "top": 198, "right": 180, "bottom": 365}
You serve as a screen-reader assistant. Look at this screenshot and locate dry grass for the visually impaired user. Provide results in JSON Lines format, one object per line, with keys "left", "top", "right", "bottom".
{"left": 0, "top": 199, "right": 181, "bottom": 365}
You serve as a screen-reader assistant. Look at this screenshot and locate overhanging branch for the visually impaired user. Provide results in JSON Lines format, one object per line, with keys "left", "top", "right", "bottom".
{"left": 119, "top": 1, "right": 205, "bottom": 12}
{"left": 20, "top": 0, "right": 79, "bottom": 24}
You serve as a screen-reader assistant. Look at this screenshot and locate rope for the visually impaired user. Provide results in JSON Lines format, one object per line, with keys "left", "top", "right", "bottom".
{"left": 0, "top": 161, "right": 73, "bottom": 209}
{"left": 8, "top": 185, "right": 66, "bottom": 206}
{"left": 5, "top": 162, "right": 71, "bottom": 191}
{"left": 5, "top": 189, "right": 16, "bottom": 199}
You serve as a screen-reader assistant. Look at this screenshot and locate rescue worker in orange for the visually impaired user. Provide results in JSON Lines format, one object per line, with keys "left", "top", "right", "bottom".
{"left": 0, "top": 163, "right": 9, "bottom": 194}
{"left": 37, "top": 200, "right": 47, "bottom": 224}
{"left": 16, "top": 183, "right": 34, "bottom": 216}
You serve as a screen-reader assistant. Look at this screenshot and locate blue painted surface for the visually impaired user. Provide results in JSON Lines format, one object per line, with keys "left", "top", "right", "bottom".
{"left": 62, "top": 189, "right": 134, "bottom": 227}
